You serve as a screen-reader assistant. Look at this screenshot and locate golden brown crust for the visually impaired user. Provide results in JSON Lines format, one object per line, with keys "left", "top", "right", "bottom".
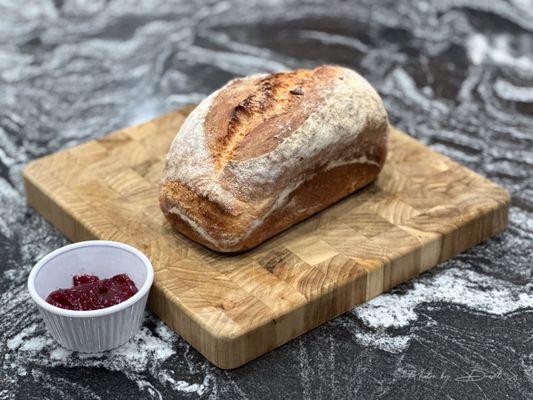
{"left": 160, "top": 65, "right": 389, "bottom": 252}
{"left": 205, "top": 67, "right": 336, "bottom": 167}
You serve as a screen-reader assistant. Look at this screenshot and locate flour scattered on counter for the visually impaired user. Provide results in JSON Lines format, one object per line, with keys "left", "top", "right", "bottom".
{"left": 49, "top": 346, "right": 71, "bottom": 361}
{"left": 19, "top": 336, "right": 54, "bottom": 352}
{"left": 2, "top": 311, "right": 210, "bottom": 396}
{"left": 6, "top": 324, "right": 37, "bottom": 350}
{"left": 353, "top": 267, "right": 533, "bottom": 330}
{"left": 109, "top": 324, "right": 176, "bottom": 372}
{"left": 9, "top": 316, "right": 175, "bottom": 371}
{"left": 354, "top": 331, "right": 411, "bottom": 353}
{"left": 158, "top": 371, "right": 208, "bottom": 395}
{"left": 346, "top": 262, "right": 532, "bottom": 353}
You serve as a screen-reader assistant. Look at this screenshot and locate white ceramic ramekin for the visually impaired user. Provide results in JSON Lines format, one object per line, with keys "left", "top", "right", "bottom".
{"left": 28, "top": 240, "right": 154, "bottom": 352}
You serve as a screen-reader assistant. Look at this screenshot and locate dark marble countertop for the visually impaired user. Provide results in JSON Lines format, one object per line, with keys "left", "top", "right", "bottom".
{"left": 0, "top": 1, "right": 532, "bottom": 399}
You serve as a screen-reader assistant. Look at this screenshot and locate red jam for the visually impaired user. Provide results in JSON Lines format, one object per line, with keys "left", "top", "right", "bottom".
{"left": 46, "top": 274, "right": 138, "bottom": 311}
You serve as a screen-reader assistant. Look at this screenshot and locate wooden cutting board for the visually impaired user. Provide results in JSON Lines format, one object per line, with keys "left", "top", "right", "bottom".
{"left": 23, "top": 106, "right": 509, "bottom": 368}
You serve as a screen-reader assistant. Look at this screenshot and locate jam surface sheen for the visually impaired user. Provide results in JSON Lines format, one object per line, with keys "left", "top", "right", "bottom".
{"left": 46, "top": 274, "right": 138, "bottom": 311}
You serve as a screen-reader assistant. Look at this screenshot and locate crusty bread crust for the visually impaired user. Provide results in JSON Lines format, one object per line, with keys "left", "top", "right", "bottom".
{"left": 160, "top": 65, "right": 389, "bottom": 252}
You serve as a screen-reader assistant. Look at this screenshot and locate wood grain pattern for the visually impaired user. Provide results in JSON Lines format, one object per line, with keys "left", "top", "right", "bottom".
{"left": 22, "top": 106, "right": 510, "bottom": 369}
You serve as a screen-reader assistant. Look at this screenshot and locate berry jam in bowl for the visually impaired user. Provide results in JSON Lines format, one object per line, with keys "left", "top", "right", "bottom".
{"left": 46, "top": 273, "right": 139, "bottom": 311}
{"left": 28, "top": 240, "right": 154, "bottom": 353}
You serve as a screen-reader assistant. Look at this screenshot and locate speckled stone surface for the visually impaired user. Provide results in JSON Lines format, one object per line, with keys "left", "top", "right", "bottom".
{"left": 0, "top": 1, "right": 532, "bottom": 399}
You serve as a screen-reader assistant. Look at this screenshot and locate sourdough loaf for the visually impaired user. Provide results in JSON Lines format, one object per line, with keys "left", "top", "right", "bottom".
{"left": 160, "top": 65, "right": 389, "bottom": 252}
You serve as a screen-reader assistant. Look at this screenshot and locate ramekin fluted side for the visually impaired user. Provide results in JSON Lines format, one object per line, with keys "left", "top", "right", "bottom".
{"left": 37, "top": 292, "right": 148, "bottom": 352}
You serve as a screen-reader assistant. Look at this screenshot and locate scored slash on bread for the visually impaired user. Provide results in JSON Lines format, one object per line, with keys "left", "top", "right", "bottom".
{"left": 160, "top": 65, "right": 389, "bottom": 252}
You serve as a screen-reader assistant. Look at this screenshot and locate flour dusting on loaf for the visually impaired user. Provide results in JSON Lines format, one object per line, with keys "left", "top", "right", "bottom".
{"left": 160, "top": 65, "right": 389, "bottom": 252}
{"left": 225, "top": 68, "right": 385, "bottom": 197}
{"left": 161, "top": 89, "right": 240, "bottom": 213}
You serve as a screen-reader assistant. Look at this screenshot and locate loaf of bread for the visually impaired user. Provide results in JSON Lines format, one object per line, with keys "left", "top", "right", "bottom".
{"left": 160, "top": 65, "right": 389, "bottom": 252}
